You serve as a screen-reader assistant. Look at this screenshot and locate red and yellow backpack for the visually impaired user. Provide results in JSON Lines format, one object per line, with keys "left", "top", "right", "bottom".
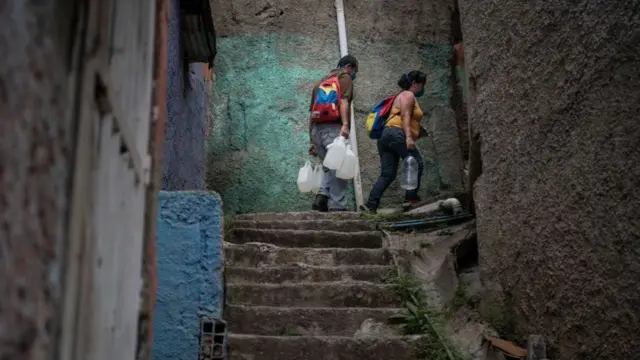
{"left": 310, "top": 74, "right": 342, "bottom": 122}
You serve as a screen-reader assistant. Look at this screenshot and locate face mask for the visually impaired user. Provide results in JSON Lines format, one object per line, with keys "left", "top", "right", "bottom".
{"left": 351, "top": 71, "right": 357, "bottom": 81}
{"left": 415, "top": 87, "right": 425, "bottom": 97}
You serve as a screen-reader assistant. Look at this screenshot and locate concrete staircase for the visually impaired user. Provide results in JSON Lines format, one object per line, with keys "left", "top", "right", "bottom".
{"left": 224, "top": 211, "right": 424, "bottom": 360}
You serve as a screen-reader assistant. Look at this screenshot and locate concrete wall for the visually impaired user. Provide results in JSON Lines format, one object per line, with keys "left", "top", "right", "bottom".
{"left": 459, "top": 1, "right": 640, "bottom": 358}
{"left": 162, "top": 0, "right": 208, "bottom": 191}
{"left": 153, "top": 191, "right": 224, "bottom": 360}
{"left": 0, "top": 1, "right": 74, "bottom": 359}
{"left": 208, "top": 0, "right": 464, "bottom": 214}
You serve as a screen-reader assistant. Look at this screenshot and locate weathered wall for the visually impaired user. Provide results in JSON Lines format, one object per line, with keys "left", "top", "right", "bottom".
{"left": 153, "top": 191, "right": 224, "bottom": 360}
{"left": 460, "top": 1, "right": 640, "bottom": 358}
{"left": 0, "top": 1, "right": 73, "bottom": 359}
{"left": 162, "top": 0, "right": 208, "bottom": 191}
{"left": 208, "top": 0, "right": 464, "bottom": 214}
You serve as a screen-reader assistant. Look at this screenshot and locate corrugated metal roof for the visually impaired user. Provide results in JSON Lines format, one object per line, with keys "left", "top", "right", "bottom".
{"left": 180, "top": 0, "right": 216, "bottom": 65}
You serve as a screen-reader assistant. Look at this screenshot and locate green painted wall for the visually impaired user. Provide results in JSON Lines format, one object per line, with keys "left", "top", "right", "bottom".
{"left": 208, "top": 34, "right": 462, "bottom": 215}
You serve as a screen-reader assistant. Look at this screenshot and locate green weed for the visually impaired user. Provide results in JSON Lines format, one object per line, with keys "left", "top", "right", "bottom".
{"left": 386, "top": 269, "right": 466, "bottom": 360}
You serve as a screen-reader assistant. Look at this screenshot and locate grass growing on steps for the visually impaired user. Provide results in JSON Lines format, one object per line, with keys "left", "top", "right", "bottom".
{"left": 385, "top": 269, "right": 466, "bottom": 360}
{"left": 223, "top": 216, "right": 235, "bottom": 241}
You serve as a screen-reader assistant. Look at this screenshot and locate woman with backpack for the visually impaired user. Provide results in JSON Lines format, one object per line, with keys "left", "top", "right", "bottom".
{"left": 361, "top": 71, "right": 427, "bottom": 213}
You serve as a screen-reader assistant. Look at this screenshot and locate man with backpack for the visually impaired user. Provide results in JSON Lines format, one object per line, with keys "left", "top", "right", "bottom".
{"left": 308, "top": 55, "right": 358, "bottom": 212}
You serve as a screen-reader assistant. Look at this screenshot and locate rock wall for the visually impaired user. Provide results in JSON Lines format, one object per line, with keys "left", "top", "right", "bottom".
{"left": 208, "top": 0, "right": 464, "bottom": 214}
{"left": 162, "top": 0, "right": 208, "bottom": 191}
{"left": 153, "top": 191, "right": 224, "bottom": 360}
{"left": 459, "top": 0, "right": 640, "bottom": 358}
{"left": 0, "top": 1, "right": 74, "bottom": 359}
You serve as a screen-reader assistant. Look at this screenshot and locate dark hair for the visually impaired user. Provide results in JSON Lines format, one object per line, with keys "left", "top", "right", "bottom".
{"left": 397, "top": 71, "right": 427, "bottom": 90}
{"left": 337, "top": 55, "right": 359, "bottom": 70}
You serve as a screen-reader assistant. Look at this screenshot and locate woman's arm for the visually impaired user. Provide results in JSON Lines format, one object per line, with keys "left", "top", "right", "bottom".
{"left": 397, "top": 91, "right": 416, "bottom": 149}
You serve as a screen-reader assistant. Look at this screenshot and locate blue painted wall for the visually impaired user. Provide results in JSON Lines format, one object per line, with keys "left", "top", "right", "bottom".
{"left": 153, "top": 191, "right": 224, "bottom": 360}
{"left": 162, "top": 0, "right": 207, "bottom": 191}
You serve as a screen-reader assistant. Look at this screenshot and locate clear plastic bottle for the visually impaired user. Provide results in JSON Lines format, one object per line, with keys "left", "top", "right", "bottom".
{"left": 400, "top": 156, "right": 418, "bottom": 190}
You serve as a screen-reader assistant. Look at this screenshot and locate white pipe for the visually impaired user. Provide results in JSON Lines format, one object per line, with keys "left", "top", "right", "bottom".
{"left": 335, "top": 0, "right": 365, "bottom": 210}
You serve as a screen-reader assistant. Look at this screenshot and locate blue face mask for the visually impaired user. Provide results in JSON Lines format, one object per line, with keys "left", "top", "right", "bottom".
{"left": 351, "top": 71, "right": 357, "bottom": 81}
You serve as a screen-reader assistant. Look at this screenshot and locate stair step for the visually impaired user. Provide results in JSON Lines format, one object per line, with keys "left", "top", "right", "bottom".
{"left": 226, "top": 265, "right": 393, "bottom": 284}
{"left": 226, "top": 305, "right": 403, "bottom": 336}
{"left": 235, "top": 211, "right": 360, "bottom": 222}
{"left": 232, "top": 219, "right": 377, "bottom": 232}
{"left": 224, "top": 243, "right": 393, "bottom": 267}
{"left": 227, "top": 334, "right": 425, "bottom": 360}
{"left": 230, "top": 229, "right": 382, "bottom": 248}
{"left": 227, "top": 282, "right": 399, "bottom": 308}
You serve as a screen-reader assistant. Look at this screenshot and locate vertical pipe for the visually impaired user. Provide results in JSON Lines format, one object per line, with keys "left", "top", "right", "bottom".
{"left": 335, "top": 0, "right": 364, "bottom": 210}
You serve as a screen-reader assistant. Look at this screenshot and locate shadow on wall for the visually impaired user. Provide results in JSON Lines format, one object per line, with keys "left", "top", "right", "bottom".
{"left": 153, "top": 191, "right": 224, "bottom": 360}
{"left": 162, "top": 0, "right": 208, "bottom": 191}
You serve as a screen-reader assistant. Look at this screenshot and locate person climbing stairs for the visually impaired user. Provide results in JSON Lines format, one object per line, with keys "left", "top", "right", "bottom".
{"left": 223, "top": 211, "right": 427, "bottom": 359}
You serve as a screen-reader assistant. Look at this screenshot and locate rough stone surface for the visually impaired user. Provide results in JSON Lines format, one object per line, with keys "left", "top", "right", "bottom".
{"left": 227, "top": 282, "right": 399, "bottom": 308}
{"left": 153, "top": 191, "right": 224, "bottom": 360}
{"left": 527, "top": 335, "right": 547, "bottom": 360}
{"left": 235, "top": 211, "right": 360, "bottom": 221}
{"left": 162, "top": 0, "right": 208, "bottom": 191}
{"left": 0, "top": 1, "right": 73, "bottom": 359}
{"left": 224, "top": 243, "right": 393, "bottom": 267}
{"left": 226, "top": 265, "right": 392, "bottom": 284}
{"left": 232, "top": 219, "right": 376, "bottom": 231}
{"left": 226, "top": 305, "right": 402, "bottom": 336}
{"left": 231, "top": 228, "right": 383, "bottom": 248}
{"left": 459, "top": 1, "right": 640, "bottom": 358}
{"left": 227, "top": 335, "right": 425, "bottom": 360}
{"left": 209, "top": 0, "right": 464, "bottom": 214}
{"left": 225, "top": 211, "right": 425, "bottom": 359}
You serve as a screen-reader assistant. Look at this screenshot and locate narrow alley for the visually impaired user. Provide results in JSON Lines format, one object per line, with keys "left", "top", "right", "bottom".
{"left": 1, "top": 0, "right": 638, "bottom": 360}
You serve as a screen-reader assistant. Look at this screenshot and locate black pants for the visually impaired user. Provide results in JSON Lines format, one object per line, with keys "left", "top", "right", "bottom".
{"left": 366, "top": 127, "right": 424, "bottom": 210}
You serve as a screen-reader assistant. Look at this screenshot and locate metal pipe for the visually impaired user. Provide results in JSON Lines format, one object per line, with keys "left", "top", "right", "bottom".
{"left": 335, "top": 0, "right": 364, "bottom": 210}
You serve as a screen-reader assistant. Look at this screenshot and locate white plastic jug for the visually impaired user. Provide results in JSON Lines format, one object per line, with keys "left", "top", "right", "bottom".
{"left": 336, "top": 144, "right": 357, "bottom": 180}
{"left": 311, "top": 164, "right": 324, "bottom": 193}
{"left": 323, "top": 136, "right": 347, "bottom": 170}
{"left": 297, "top": 161, "right": 314, "bottom": 192}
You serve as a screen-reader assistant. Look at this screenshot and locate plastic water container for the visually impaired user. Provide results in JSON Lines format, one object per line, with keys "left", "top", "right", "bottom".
{"left": 323, "top": 136, "right": 347, "bottom": 170}
{"left": 297, "top": 161, "right": 315, "bottom": 192}
{"left": 336, "top": 144, "right": 357, "bottom": 180}
{"left": 400, "top": 156, "right": 418, "bottom": 190}
{"left": 311, "top": 164, "right": 324, "bottom": 193}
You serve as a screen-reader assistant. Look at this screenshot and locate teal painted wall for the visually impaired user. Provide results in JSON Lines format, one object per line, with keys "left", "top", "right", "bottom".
{"left": 208, "top": 34, "right": 460, "bottom": 214}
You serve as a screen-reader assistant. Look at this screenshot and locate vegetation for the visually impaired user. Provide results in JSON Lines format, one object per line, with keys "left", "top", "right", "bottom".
{"left": 223, "top": 215, "right": 235, "bottom": 241}
{"left": 385, "top": 269, "right": 466, "bottom": 360}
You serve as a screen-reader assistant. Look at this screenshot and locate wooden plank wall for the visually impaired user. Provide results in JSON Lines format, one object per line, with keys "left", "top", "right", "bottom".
{"left": 57, "top": 0, "right": 158, "bottom": 359}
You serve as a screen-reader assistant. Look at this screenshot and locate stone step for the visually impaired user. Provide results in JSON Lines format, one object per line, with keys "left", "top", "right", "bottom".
{"left": 227, "top": 335, "right": 425, "bottom": 360}
{"left": 226, "top": 265, "right": 393, "bottom": 284}
{"left": 227, "top": 282, "right": 399, "bottom": 308}
{"left": 232, "top": 219, "right": 376, "bottom": 232}
{"left": 226, "top": 305, "right": 403, "bottom": 336}
{"left": 230, "top": 228, "right": 382, "bottom": 248}
{"left": 224, "top": 243, "right": 393, "bottom": 267}
{"left": 235, "top": 211, "right": 360, "bottom": 222}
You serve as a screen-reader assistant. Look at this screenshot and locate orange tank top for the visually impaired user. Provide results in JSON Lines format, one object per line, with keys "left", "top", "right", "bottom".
{"left": 385, "top": 101, "right": 424, "bottom": 139}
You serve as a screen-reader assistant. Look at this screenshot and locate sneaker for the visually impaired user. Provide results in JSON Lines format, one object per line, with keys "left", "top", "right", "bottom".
{"left": 312, "top": 194, "right": 328, "bottom": 212}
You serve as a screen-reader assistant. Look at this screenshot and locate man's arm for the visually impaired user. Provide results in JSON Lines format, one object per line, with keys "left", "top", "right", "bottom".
{"left": 338, "top": 74, "right": 353, "bottom": 138}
